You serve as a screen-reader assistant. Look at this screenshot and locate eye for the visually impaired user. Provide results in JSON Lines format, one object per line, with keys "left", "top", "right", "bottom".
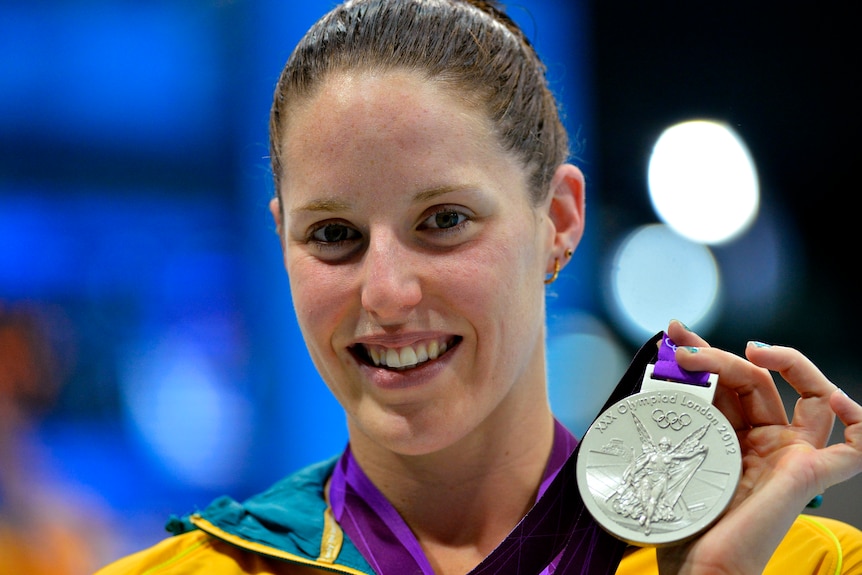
{"left": 309, "top": 222, "right": 361, "bottom": 245}
{"left": 419, "top": 208, "right": 469, "bottom": 230}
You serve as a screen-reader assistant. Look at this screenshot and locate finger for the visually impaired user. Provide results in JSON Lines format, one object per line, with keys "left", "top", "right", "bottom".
{"left": 712, "top": 385, "right": 749, "bottom": 431}
{"left": 666, "top": 319, "right": 710, "bottom": 348}
{"left": 665, "top": 321, "right": 787, "bottom": 427}
{"left": 675, "top": 345, "right": 789, "bottom": 427}
{"left": 832, "top": 389, "right": 862, "bottom": 454}
{"left": 664, "top": 321, "right": 749, "bottom": 429}
{"left": 832, "top": 388, "right": 862, "bottom": 435}
{"left": 744, "top": 342, "right": 838, "bottom": 399}
{"left": 810, "top": 390, "right": 862, "bottom": 489}
{"left": 745, "top": 342, "right": 838, "bottom": 444}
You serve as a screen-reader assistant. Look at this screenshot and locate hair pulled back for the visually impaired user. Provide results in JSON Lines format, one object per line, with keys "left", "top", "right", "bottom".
{"left": 269, "top": 0, "right": 569, "bottom": 206}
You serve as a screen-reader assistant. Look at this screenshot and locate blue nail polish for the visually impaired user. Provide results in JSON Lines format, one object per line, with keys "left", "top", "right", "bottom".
{"left": 750, "top": 341, "right": 771, "bottom": 348}
{"left": 806, "top": 494, "right": 823, "bottom": 509}
{"left": 683, "top": 346, "right": 699, "bottom": 353}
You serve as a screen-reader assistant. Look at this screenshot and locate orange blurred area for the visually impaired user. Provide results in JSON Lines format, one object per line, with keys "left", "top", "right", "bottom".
{"left": 0, "top": 303, "right": 121, "bottom": 574}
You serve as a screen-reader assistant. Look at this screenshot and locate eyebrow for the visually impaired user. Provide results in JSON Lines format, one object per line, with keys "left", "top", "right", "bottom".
{"left": 290, "top": 184, "right": 477, "bottom": 216}
{"left": 412, "top": 184, "right": 475, "bottom": 202}
{"left": 290, "top": 198, "right": 353, "bottom": 215}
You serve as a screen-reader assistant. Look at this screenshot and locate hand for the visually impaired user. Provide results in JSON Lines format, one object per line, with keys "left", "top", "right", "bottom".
{"left": 655, "top": 320, "right": 862, "bottom": 575}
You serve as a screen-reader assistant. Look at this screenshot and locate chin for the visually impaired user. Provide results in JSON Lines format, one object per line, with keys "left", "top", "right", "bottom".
{"left": 353, "top": 406, "right": 473, "bottom": 457}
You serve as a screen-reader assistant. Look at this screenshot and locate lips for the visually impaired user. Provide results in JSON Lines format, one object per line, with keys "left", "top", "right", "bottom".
{"left": 350, "top": 336, "right": 461, "bottom": 371}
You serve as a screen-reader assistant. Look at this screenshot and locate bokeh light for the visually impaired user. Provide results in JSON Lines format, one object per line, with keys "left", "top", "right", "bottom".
{"left": 546, "top": 313, "right": 629, "bottom": 437}
{"left": 120, "top": 329, "right": 254, "bottom": 490}
{"left": 648, "top": 120, "right": 759, "bottom": 245}
{"left": 605, "top": 224, "right": 721, "bottom": 345}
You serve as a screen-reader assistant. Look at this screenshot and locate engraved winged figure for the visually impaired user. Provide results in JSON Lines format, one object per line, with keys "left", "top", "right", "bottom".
{"left": 609, "top": 411, "right": 709, "bottom": 535}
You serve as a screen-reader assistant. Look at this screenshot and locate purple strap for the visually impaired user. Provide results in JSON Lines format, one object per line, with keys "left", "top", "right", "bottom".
{"left": 652, "top": 332, "right": 712, "bottom": 386}
{"left": 330, "top": 421, "right": 578, "bottom": 575}
{"left": 332, "top": 332, "right": 666, "bottom": 574}
{"left": 330, "top": 447, "right": 434, "bottom": 575}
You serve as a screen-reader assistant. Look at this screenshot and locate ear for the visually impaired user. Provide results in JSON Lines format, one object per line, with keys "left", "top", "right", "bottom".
{"left": 544, "top": 163, "right": 586, "bottom": 263}
{"left": 269, "top": 196, "right": 286, "bottom": 251}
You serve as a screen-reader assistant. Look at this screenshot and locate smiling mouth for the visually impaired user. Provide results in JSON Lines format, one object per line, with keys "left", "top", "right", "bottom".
{"left": 351, "top": 336, "right": 461, "bottom": 371}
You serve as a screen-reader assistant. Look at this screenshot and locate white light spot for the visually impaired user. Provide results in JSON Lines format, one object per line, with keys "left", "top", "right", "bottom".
{"left": 648, "top": 120, "right": 759, "bottom": 244}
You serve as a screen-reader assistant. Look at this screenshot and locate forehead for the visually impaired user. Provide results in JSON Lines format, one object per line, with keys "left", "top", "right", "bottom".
{"left": 278, "top": 69, "right": 509, "bottom": 192}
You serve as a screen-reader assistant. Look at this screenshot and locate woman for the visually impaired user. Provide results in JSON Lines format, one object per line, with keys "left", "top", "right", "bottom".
{"left": 96, "top": 1, "right": 862, "bottom": 573}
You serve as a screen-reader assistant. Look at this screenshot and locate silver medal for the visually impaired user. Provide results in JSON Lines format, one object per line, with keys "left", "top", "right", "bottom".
{"left": 577, "top": 365, "right": 741, "bottom": 546}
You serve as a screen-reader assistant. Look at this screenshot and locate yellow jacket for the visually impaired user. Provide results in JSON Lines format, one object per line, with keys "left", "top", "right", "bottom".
{"left": 95, "top": 458, "right": 862, "bottom": 574}
{"left": 95, "top": 513, "right": 862, "bottom": 574}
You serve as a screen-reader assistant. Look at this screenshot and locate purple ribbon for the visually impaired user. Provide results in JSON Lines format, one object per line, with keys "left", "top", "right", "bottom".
{"left": 652, "top": 333, "right": 712, "bottom": 386}
{"left": 330, "top": 421, "right": 578, "bottom": 575}
{"left": 330, "top": 447, "right": 433, "bottom": 575}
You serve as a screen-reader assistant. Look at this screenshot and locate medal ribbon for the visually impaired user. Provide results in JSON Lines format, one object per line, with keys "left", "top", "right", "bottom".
{"left": 330, "top": 446, "right": 434, "bottom": 574}
{"left": 331, "top": 332, "right": 667, "bottom": 574}
{"left": 329, "top": 420, "right": 577, "bottom": 575}
{"left": 652, "top": 332, "right": 711, "bottom": 385}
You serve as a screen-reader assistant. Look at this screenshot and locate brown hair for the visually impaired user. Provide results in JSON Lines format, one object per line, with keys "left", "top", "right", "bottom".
{"left": 269, "top": 0, "right": 569, "bottom": 206}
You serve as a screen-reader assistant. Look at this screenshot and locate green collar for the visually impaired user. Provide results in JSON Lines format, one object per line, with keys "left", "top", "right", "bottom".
{"left": 167, "top": 456, "right": 374, "bottom": 574}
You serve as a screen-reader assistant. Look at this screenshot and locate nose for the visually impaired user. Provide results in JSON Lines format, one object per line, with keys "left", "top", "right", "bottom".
{"left": 360, "top": 230, "right": 422, "bottom": 323}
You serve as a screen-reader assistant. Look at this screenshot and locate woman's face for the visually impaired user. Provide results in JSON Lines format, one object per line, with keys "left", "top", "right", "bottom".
{"left": 272, "top": 69, "right": 560, "bottom": 456}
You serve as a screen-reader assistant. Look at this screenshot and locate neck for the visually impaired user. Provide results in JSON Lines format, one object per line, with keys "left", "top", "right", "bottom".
{"left": 348, "top": 406, "right": 557, "bottom": 573}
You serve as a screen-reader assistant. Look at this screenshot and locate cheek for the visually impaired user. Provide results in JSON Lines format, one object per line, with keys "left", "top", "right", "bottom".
{"left": 476, "top": 225, "right": 547, "bottom": 352}
{"left": 287, "top": 256, "right": 353, "bottom": 344}
{"left": 493, "top": 223, "right": 545, "bottom": 288}
{"left": 451, "top": 227, "right": 544, "bottom": 319}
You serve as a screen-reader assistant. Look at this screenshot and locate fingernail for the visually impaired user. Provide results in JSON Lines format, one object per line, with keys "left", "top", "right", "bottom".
{"left": 806, "top": 494, "right": 824, "bottom": 509}
{"left": 672, "top": 319, "right": 692, "bottom": 331}
{"left": 749, "top": 341, "right": 771, "bottom": 348}
{"left": 682, "top": 346, "right": 699, "bottom": 353}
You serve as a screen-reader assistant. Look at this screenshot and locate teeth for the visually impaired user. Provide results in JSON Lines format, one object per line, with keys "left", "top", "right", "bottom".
{"left": 416, "top": 343, "right": 429, "bottom": 363}
{"left": 386, "top": 348, "right": 401, "bottom": 368}
{"left": 399, "top": 346, "right": 418, "bottom": 367}
{"left": 366, "top": 338, "right": 452, "bottom": 369}
{"left": 369, "top": 347, "right": 381, "bottom": 365}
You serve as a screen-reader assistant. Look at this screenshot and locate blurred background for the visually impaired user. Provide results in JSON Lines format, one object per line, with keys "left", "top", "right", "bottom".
{"left": 1, "top": 1, "right": 858, "bottom": 572}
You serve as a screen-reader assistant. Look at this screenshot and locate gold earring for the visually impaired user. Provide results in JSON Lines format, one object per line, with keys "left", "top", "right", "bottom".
{"left": 544, "top": 258, "right": 561, "bottom": 285}
{"left": 565, "top": 248, "right": 574, "bottom": 259}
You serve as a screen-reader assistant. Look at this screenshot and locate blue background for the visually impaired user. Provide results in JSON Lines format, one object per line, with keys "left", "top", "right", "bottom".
{"left": 1, "top": 0, "right": 858, "bottom": 567}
